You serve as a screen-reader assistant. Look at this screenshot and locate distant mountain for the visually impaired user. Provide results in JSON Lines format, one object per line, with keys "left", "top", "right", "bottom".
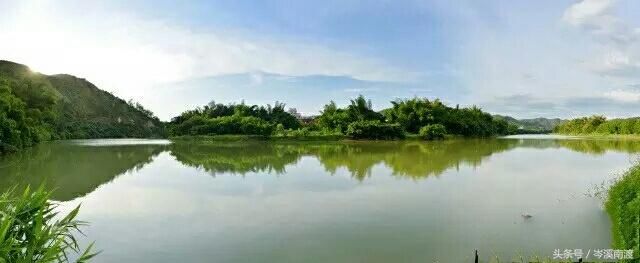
{"left": 494, "top": 115, "right": 565, "bottom": 132}
{"left": 0, "top": 60, "right": 164, "bottom": 141}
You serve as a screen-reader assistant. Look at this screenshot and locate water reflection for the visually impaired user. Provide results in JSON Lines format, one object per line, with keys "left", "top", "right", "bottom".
{"left": 503, "top": 137, "right": 640, "bottom": 154}
{"left": 0, "top": 141, "right": 166, "bottom": 201}
{"left": 170, "top": 140, "right": 521, "bottom": 180}
{"left": 169, "top": 142, "right": 301, "bottom": 175}
{"left": 1, "top": 137, "right": 640, "bottom": 202}
{"left": 169, "top": 138, "right": 640, "bottom": 180}
{"left": 557, "top": 139, "right": 640, "bottom": 154}
{"left": 1, "top": 137, "right": 639, "bottom": 262}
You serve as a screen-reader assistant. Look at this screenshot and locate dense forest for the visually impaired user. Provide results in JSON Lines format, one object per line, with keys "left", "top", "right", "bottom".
{"left": 169, "top": 96, "right": 517, "bottom": 139}
{"left": 0, "top": 60, "right": 164, "bottom": 154}
{"left": 554, "top": 115, "right": 640, "bottom": 135}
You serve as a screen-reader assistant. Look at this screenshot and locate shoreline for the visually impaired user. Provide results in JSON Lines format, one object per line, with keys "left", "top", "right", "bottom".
{"left": 552, "top": 133, "right": 640, "bottom": 140}
{"left": 605, "top": 162, "right": 640, "bottom": 257}
{"left": 168, "top": 134, "right": 463, "bottom": 142}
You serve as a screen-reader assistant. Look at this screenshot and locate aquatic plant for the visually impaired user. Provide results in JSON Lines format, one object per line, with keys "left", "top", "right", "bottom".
{"left": 0, "top": 185, "right": 97, "bottom": 262}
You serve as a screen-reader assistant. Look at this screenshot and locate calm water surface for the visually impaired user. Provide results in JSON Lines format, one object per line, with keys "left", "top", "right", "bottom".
{"left": 1, "top": 136, "right": 639, "bottom": 262}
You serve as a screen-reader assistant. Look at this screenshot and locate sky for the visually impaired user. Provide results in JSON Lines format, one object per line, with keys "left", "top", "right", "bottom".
{"left": 1, "top": 0, "right": 640, "bottom": 120}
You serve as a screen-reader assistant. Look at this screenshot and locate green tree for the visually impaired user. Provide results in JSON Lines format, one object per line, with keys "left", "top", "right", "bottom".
{"left": 0, "top": 77, "right": 57, "bottom": 154}
{"left": 169, "top": 100, "right": 301, "bottom": 136}
{"left": 384, "top": 98, "right": 509, "bottom": 137}
{"left": 345, "top": 120, "right": 405, "bottom": 140}
{"left": 419, "top": 124, "right": 447, "bottom": 140}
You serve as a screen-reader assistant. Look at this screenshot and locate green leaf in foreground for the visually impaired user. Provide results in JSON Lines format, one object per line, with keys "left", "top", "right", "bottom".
{"left": 0, "top": 185, "right": 98, "bottom": 262}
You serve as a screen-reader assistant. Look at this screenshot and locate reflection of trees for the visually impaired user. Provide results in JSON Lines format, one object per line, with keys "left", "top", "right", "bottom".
{"left": 2, "top": 137, "right": 636, "bottom": 202}
{"left": 0, "top": 143, "right": 165, "bottom": 201}
{"left": 383, "top": 139, "right": 519, "bottom": 179}
{"left": 555, "top": 139, "right": 640, "bottom": 155}
{"left": 169, "top": 142, "right": 303, "bottom": 175}
{"left": 309, "top": 140, "right": 519, "bottom": 180}
{"left": 506, "top": 138, "right": 640, "bottom": 155}
{"left": 170, "top": 138, "right": 640, "bottom": 181}
{"left": 170, "top": 140, "right": 521, "bottom": 181}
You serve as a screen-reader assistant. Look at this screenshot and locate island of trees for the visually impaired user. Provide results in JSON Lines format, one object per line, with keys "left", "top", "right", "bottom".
{"left": 168, "top": 96, "right": 517, "bottom": 140}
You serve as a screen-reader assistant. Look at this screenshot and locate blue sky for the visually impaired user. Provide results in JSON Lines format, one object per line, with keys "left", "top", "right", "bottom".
{"left": 1, "top": 0, "right": 640, "bottom": 120}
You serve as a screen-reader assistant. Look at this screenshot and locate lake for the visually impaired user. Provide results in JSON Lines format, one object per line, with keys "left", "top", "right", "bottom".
{"left": 0, "top": 136, "right": 638, "bottom": 262}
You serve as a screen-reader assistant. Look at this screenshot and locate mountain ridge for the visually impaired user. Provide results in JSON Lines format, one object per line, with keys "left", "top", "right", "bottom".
{"left": 0, "top": 60, "right": 164, "bottom": 154}
{"left": 493, "top": 114, "right": 565, "bottom": 132}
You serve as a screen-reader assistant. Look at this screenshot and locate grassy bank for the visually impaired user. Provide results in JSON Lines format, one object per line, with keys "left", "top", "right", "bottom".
{"left": 606, "top": 163, "right": 640, "bottom": 259}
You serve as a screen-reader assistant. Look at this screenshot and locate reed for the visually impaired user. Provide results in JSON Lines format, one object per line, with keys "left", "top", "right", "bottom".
{"left": 0, "top": 185, "right": 97, "bottom": 262}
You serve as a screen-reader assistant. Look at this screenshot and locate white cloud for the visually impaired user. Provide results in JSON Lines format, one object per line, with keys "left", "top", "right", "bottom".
{"left": 563, "top": 0, "right": 613, "bottom": 28}
{"left": 446, "top": 0, "right": 640, "bottom": 118}
{"left": 604, "top": 89, "right": 640, "bottom": 102}
{"left": 591, "top": 51, "right": 640, "bottom": 77}
{"left": 453, "top": 4, "right": 600, "bottom": 102}
{"left": 564, "top": 0, "right": 640, "bottom": 79}
{"left": 0, "top": 0, "right": 412, "bottom": 101}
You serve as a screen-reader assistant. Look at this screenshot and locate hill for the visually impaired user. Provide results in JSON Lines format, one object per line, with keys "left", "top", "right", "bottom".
{"left": 0, "top": 60, "right": 164, "bottom": 153}
{"left": 494, "top": 115, "right": 565, "bottom": 132}
{"left": 47, "top": 74, "right": 164, "bottom": 139}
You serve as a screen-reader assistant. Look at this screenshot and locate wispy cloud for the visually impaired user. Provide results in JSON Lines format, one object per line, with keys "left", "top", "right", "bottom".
{"left": 482, "top": 93, "right": 640, "bottom": 119}
{"left": 604, "top": 89, "right": 640, "bottom": 102}
{"left": 564, "top": 0, "right": 640, "bottom": 79}
{"left": 0, "top": 0, "right": 414, "bottom": 100}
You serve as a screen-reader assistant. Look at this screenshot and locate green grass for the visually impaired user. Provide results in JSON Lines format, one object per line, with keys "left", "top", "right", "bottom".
{"left": 605, "top": 163, "right": 640, "bottom": 261}
{"left": 0, "top": 185, "right": 97, "bottom": 262}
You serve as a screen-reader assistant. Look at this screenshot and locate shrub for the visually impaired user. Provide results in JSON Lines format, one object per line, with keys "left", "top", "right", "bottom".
{"left": 345, "top": 120, "right": 405, "bottom": 140}
{"left": 0, "top": 185, "right": 97, "bottom": 262}
{"left": 606, "top": 164, "right": 640, "bottom": 257}
{"left": 287, "top": 127, "right": 311, "bottom": 137}
{"left": 419, "top": 124, "right": 447, "bottom": 140}
{"left": 274, "top": 124, "right": 286, "bottom": 136}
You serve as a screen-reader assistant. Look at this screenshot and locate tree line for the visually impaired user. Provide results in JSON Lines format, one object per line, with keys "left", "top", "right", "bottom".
{"left": 169, "top": 96, "right": 517, "bottom": 139}
{"left": 554, "top": 115, "right": 640, "bottom": 135}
